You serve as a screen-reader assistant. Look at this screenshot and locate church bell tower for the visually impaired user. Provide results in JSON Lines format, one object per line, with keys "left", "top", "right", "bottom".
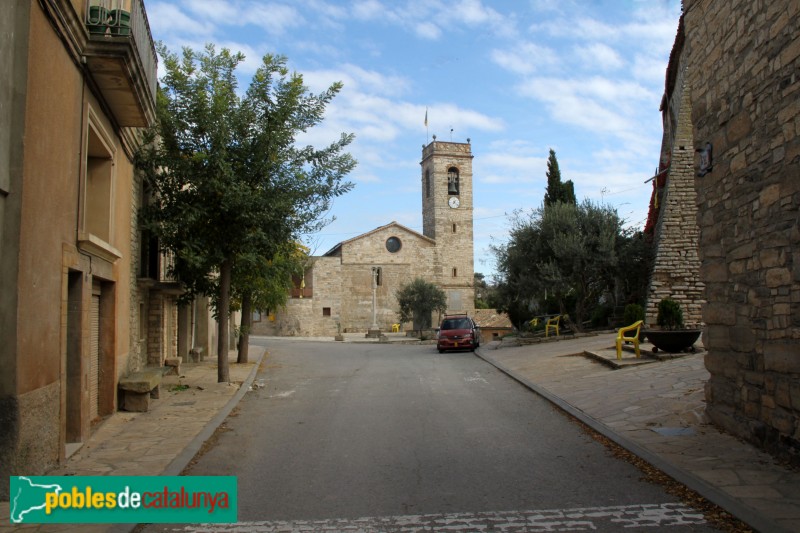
{"left": 420, "top": 140, "right": 475, "bottom": 313}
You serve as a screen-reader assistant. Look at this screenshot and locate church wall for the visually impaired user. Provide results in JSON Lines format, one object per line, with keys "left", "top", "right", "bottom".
{"left": 252, "top": 257, "right": 341, "bottom": 337}
{"left": 260, "top": 140, "right": 476, "bottom": 337}
{"left": 337, "top": 225, "right": 438, "bottom": 332}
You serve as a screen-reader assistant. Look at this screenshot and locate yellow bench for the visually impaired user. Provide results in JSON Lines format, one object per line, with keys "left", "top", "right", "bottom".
{"left": 615, "top": 320, "right": 643, "bottom": 360}
{"left": 391, "top": 323, "right": 401, "bottom": 332}
{"left": 545, "top": 315, "right": 561, "bottom": 337}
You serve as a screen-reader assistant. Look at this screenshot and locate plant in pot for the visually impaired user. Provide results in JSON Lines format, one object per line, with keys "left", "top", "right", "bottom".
{"left": 644, "top": 298, "right": 702, "bottom": 353}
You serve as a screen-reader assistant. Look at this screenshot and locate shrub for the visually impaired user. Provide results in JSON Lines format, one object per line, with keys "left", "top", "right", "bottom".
{"left": 656, "top": 298, "right": 684, "bottom": 330}
{"left": 591, "top": 305, "right": 613, "bottom": 327}
{"left": 623, "top": 303, "right": 645, "bottom": 325}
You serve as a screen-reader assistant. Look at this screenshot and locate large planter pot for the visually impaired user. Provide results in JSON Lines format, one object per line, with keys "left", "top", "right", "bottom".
{"left": 644, "top": 329, "right": 702, "bottom": 353}
{"left": 109, "top": 9, "right": 131, "bottom": 36}
{"left": 86, "top": 6, "right": 108, "bottom": 34}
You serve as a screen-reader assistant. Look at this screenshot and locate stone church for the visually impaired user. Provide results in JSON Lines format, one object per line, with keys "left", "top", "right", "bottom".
{"left": 253, "top": 140, "right": 476, "bottom": 336}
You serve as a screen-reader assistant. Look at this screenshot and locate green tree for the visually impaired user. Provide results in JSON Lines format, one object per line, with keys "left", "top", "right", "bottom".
{"left": 136, "top": 44, "right": 355, "bottom": 381}
{"left": 543, "top": 149, "right": 576, "bottom": 206}
{"left": 234, "top": 242, "right": 308, "bottom": 363}
{"left": 396, "top": 278, "right": 448, "bottom": 331}
{"left": 473, "top": 272, "right": 498, "bottom": 309}
{"left": 491, "top": 200, "right": 622, "bottom": 328}
{"left": 614, "top": 229, "right": 653, "bottom": 307}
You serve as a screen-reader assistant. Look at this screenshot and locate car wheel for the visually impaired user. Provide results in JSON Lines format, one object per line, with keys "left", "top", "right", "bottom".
{"left": 438, "top": 349, "right": 444, "bottom": 354}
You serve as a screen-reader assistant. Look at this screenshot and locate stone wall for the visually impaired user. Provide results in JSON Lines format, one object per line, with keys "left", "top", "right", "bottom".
{"left": 260, "top": 141, "right": 476, "bottom": 337}
{"left": 646, "top": 17, "right": 705, "bottom": 327}
{"left": 685, "top": 0, "right": 800, "bottom": 462}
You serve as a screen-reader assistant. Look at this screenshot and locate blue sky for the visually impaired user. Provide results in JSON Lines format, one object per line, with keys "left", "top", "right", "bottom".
{"left": 147, "top": 0, "right": 683, "bottom": 280}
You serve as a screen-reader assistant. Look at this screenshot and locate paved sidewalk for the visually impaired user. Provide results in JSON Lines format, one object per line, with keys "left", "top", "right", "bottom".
{"left": 476, "top": 333, "right": 800, "bottom": 533}
{"left": 1, "top": 348, "right": 265, "bottom": 533}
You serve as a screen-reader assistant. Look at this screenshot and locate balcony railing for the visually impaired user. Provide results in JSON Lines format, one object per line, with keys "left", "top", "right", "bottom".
{"left": 84, "top": 0, "right": 157, "bottom": 126}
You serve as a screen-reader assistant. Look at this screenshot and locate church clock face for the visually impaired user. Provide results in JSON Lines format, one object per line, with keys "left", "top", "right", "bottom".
{"left": 448, "top": 196, "right": 460, "bottom": 209}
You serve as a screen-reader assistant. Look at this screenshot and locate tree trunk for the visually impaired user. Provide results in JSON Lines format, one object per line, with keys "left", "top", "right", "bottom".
{"left": 217, "top": 258, "right": 232, "bottom": 383}
{"left": 237, "top": 291, "right": 252, "bottom": 364}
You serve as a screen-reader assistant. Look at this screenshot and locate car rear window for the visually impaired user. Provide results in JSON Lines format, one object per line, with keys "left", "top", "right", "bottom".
{"left": 442, "top": 318, "right": 471, "bottom": 329}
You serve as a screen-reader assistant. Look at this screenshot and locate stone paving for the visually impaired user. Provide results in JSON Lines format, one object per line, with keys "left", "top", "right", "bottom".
{"left": 477, "top": 333, "right": 800, "bottom": 533}
{"left": 0, "top": 350, "right": 263, "bottom": 533}
{"left": 147, "top": 503, "right": 709, "bottom": 532}
{"left": 2, "top": 334, "right": 800, "bottom": 532}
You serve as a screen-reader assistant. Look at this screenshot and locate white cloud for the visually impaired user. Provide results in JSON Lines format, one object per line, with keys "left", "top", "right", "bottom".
{"left": 451, "top": 0, "right": 505, "bottom": 26}
{"left": 183, "top": 0, "right": 238, "bottom": 21}
{"left": 301, "top": 65, "right": 410, "bottom": 97}
{"left": 148, "top": 3, "right": 217, "bottom": 38}
{"left": 575, "top": 43, "right": 625, "bottom": 71}
{"left": 352, "top": 0, "right": 384, "bottom": 20}
{"left": 490, "top": 42, "right": 556, "bottom": 75}
{"left": 245, "top": 4, "right": 304, "bottom": 34}
{"left": 513, "top": 75, "right": 660, "bottom": 149}
{"left": 415, "top": 21, "right": 442, "bottom": 40}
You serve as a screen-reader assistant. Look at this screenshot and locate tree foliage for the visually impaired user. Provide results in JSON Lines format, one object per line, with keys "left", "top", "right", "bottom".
{"left": 544, "top": 149, "right": 576, "bottom": 206}
{"left": 491, "top": 200, "right": 628, "bottom": 328}
{"left": 234, "top": 242, "right": 309, "bottom": 363}
{"left": 395, "top": 278, "right": 448, "bottom": 331}
{"left": 136, "top": 44, "right": 355, "bottom": 381}
{"left": 473, "top": 272, "right": 499, "bottom": 309}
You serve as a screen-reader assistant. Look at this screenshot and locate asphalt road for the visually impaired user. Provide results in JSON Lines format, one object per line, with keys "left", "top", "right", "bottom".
{"left": 143, "top": 339, "right": 719, "bottom": 532}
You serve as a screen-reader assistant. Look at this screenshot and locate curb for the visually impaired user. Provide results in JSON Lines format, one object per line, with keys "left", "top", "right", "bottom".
{"left": 474, "top": 347, "right": 786, "bottom": 533}
{"left": 107, "top": 347, "right": 268, "bottom": 533}
{"left": 162, "top": 346, "right": 267, "bottom": 477}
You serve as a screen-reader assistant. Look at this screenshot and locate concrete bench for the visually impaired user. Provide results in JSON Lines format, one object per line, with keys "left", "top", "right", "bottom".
{"left": 118, "top": 368, "right": 163, "bottom": 412}
{"left": 164, "top": 357, "right": 181, "bottom": 375}
{"left": 188, "top": 346, "right": 204, "bottom": 362}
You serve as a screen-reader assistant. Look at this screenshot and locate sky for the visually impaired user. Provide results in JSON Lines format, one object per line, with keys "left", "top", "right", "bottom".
{"left": 147, "top": 0, "right": 683, "bottom": 280}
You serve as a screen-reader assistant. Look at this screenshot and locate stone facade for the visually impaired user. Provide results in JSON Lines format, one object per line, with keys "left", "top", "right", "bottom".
{"left": 645, "top": 16, "right": 705, "bottom": 327}
{"left": 684, "top": 0, "right": 800, "bottom": 462}
{"left": 256, "top": 141, "right": 476, "bottom": 336}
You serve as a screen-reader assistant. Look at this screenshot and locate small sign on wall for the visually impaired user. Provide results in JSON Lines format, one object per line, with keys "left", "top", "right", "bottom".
{"left": 696, "top": 142, "right": 712, "bottom": 176}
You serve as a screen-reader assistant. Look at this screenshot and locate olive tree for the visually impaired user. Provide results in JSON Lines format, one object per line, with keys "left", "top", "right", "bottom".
{"left": 396, "top": 278, "right": 448, "bottom": 332}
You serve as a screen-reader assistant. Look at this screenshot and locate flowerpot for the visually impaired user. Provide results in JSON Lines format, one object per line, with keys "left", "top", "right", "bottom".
{"left": 109, "top": 9, "right": 131, "bottom": 36}
{"left": 86, "top": 6, "right": 108, "bottom": 35}
{"left": 643, "top": 329, "right": 702, "bottom": 353}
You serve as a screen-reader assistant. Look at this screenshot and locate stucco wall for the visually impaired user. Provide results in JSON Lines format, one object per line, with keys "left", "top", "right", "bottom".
{"left": 1, "top": 0, "right": 145, "bottom": 484}
{"left": 13, "top": 3, "right": 85, "bottom": 473}
{"left": 0, "top": 0, "right": 32, "bottom": 499}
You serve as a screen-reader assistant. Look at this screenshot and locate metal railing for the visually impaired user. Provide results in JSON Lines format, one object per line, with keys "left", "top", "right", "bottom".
{"left": 85, "top": 0, "right": 158, "bottom": 106}
{"left": 159, "top": 250, "right": 178, "bottom": 282}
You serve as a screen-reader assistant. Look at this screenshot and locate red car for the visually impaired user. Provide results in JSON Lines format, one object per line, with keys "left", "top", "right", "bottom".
{"left": 437, "top": 314, "right": 481, "bottom": 353}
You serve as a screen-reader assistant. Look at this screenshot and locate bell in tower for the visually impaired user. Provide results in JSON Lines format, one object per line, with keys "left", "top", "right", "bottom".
{"left": 447, "top": 167, "right": 459, "bottom": 194}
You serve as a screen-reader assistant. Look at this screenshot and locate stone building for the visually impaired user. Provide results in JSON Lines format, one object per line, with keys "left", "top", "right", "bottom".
{"left": 255, "top": 140, "right": 476, "bottom": 336}
{"left": 684, "top": 0, "right": 799, "bottom": 462}
{"left": 644, "top": 14, "right": 705, "bottom": 327}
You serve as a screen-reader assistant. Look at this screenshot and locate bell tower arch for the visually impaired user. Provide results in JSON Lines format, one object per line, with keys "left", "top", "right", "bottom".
{"left": 420, "top": 140, "right": 475, "bottom": 313}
